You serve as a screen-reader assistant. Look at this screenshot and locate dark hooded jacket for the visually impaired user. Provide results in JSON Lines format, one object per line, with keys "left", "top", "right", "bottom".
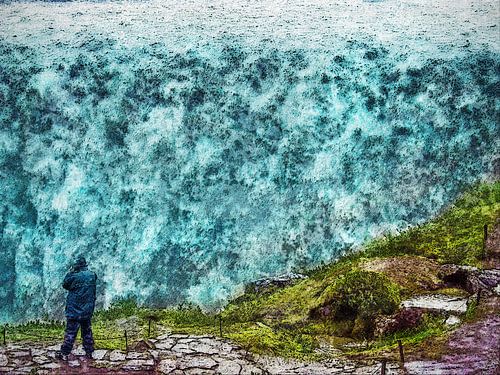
{"left": 63, "top": 257, "right": 97, "bottom": 320}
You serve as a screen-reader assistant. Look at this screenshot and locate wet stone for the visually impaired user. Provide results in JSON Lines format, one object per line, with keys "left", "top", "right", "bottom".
{"left": 240, "top": 365, "right": 264, "bottom": 375}
{"left": 31, "top": 348, "right": 46, "bottom": 356}
{"left": 217, "top": 360, "right": 242, "bottom": 374}
{"left": 171, "top": 343, "right": 196, "bottom": 354}
{"left": 93, "top": 349, "right": 107, "bottom": 360}
{"left": 40, "top": 362, "right": 61, "bottom": 369}
{"left": 156, "top": 339, "right": 176, "bottom": 350}
{"left": 72, "top": 345, "right": 86, "bottom": 356}
{"left": 11, "top": 358, "right": 33, "bottom": 368}
{"left": 109, "top": 350, "right": 126, "bottom": 361}
{"left": 6, "top": 344, "right": 23, "bottom": 350}
{"left": 180, "top": 356, "right": 217, "bottom": 369}
{"left": 92, "top": 360, "right": 117, "bottom": 368}
{"left": 184, "top": 369, "right": 215, "bottom": 375}
{"left": 158, "top": 358, "right": 178, "bottom": 374}
{"left": 15, "top": 366, "right": 37, "bottom": 374}
{"left": 121, "top": 359, "right": 155, "bottom": 371}
{"left": 188, "top": 341, "right": 219, "bottom": 354}
{"left": 156, "top": 333, "right": 173, "bottom": 341}
{"left": 10, "top": 350, "right": 30, "bottom": 358}
{"left": 170, "top": 334, "right": 189, "bottom": 339}
{"left": 126, "top": 351, "right": 151, "bottom": 360}
{"left": 32, "top": 355, "right": 51, "bottom": 364}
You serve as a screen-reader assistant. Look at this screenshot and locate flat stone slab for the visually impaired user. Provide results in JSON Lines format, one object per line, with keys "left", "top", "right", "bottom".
{"left": 188, "top": 341, "right": 219, "bottom": 354}
{"left": 155, "top": 338, "right": 176, "bottom": 350}
{"left": 121, "top": 359, "right": 155, "bottom": 371}
{"left": 401, "top": 294, "right": 469, "bottom": 314}
{"left": 217, "top": 360, "right": 242, "bottom": 374}
{"left": 158, "top": 358, "right": 178, "bottom": 373}
{"left": 40, "top": 362, "right": 61, "bottom": 369}
{"left": 126, "top": 351, "right": 151, "bottom": 360}
{"left": 109, "top": 350, "right": 126, "bottom": 361}
{"left": 32, "top": 355, "right": 51, "bottom": 364}
{"left": 180, "top": 356, "right": 217, "bottom": 369}
{"left": 171, "top": 342, "right": 196, "bottom": 354}
{"left": 9, "top": 350, "right": 30, "bottom": 358}
{"left": 92, "top": 349, "right": 107, "bottom": 360}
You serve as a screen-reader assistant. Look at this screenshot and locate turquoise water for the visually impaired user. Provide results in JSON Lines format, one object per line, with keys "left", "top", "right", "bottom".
{"left": 0, "top": 1, "right": 499, "bottom": 322}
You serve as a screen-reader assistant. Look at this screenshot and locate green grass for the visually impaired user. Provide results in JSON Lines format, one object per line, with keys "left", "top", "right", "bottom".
{"left": 2, "top": 182, "right": 498, "bottom": 359}
{"left": 363, "top": 182, "right": 500, "bottom": 265}
{"left": 350, "top": 315, "right": 449, "bottom": 358}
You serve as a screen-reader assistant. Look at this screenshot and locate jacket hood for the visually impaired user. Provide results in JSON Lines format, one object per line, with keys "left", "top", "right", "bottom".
{"left": 73, "top": 255, "right": 87, "bottom": 270}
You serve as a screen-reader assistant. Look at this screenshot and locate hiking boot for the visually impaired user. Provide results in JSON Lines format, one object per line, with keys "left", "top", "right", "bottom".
{"left": 85, "top": 352, "right": 93, "bottom": 360}
{"left": 55, "top": 351, "right": 68, "bottom": 361}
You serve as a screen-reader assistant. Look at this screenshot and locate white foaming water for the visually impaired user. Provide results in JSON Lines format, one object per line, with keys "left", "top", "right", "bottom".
{"left": 0, "top": 0, "right": 498, "bottom": 322}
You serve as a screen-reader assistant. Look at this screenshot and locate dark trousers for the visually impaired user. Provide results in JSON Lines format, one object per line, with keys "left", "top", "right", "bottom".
{"left": 60, "top": 318, "right": 94, "bottom": 355}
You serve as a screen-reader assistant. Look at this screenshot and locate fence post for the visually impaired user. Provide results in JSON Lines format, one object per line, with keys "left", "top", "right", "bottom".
{"left": 148, "top": 319, "right": 151, "bottom": 337}
{"left": 219, "top": 315, "right": 222, "bottom": 337}
{"left": 124, "top": 330, "right": 128, "bottom": 352}
{"left": 483, "top": 224, "right": 488, "bottom": 259}
{"left": 397, "top": 340, "right": 405, "bottom": 366}
{"left": 2, "top": 325, "right": 5, "bottom": 345}
{"left": 381, "top": 359, "right": 387, "bottom": 375}
{"left": 476, "top": 290, "right": 481, "bottom": 305}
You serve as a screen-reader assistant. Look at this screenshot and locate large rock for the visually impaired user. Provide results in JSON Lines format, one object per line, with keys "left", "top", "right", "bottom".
{"left": 440, "top": 264, "right": 500, "bottom": 294}
{"left": 374, "top": 308, "right": 425, "bottom": 337}
{"left": 247, "top": 273, "right": 307, "bottom": 294}
{"left": 401, "top": 294, "right": 468, "bottom": 314}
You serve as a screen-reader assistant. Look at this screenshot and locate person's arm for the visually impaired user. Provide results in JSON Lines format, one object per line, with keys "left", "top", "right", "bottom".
{"left": 93, "top": 273, "right": 97, "bottom": 301}
{"left": 63, "top": 272, "right": 76, "bottom": 290}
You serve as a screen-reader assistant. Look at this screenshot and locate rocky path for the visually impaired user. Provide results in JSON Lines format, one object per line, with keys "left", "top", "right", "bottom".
{"left": 0, "top": 333, "right": 398, "bottom": 375}
{"left": 405, "top": 297, "right": 500, "bottom": 375}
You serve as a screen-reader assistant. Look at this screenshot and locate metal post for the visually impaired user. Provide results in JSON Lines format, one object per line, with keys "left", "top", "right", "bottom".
{"left": 476, "top": 290, "right": 481, "bottom": 305}
{"left": 381, "top": 359, "right": 387, "bottom": 375}
{"left": 2, "top": 325, "right": 5, "bottom": 345}
{"left": 397, "top": 340, "right": 405, "bottom": 366}
{"left": 483, "top": 224, "right": 488, "bottom": 259}
{"left": 219, "top": 316, "right": 222, "bottom": 337}
{"left": 124, "top": 330, "right": 128, "bottom": 352}
{"left": 148, "top": 319, "right": 151, "bottom": 337}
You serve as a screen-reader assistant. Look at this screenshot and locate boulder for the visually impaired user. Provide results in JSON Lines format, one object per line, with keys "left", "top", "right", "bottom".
{"left": 247, "top": 273, "right": 307, "bottom": 294}
{"left": 374, "top": 308, "right": 425, "bottom": 337}
{"left": 440, "top": 264, "right": 500, "bottom": 295}
{"left": 401, "top": 294, "right": 469, "bottom": 314}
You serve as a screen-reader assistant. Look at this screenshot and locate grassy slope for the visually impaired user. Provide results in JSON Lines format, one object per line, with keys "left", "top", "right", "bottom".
{"left": 3, "top": 182, "right": 499, "bottom": 358}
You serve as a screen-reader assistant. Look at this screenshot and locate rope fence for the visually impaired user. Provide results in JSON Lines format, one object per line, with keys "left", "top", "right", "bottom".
{"left": 1, "top": 323, "right": 151, "bottom": 350}
{"left": 2, "top": 320, "right": 407, "bottom": 373}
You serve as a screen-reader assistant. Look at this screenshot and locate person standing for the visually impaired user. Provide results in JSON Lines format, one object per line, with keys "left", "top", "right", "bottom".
{"left": 55, "top": 255, "right": 97, "bottom": 361}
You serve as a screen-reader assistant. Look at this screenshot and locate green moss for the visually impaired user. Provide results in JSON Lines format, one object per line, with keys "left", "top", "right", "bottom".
{"left": 352, "top": 314, "right": 449, "bottom": 357}
{"left": 226, "top": 323, "right": 318, "bottom": 360}
{"left": 464, "top": 298, "right": 478, "bottom": 322}
{"left": 316, "top": 269, "right": 401, "bottom": 319}
{"left": 363, "top": 182, "right": 499, "bottom": 266}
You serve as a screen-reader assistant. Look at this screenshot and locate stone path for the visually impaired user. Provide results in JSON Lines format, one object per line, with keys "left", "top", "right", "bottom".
{"left": 405, "top": 305, "right": 500, "bottom": 374}
{"left": 0, "top": 333, "right": 398, "bottom": 375}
